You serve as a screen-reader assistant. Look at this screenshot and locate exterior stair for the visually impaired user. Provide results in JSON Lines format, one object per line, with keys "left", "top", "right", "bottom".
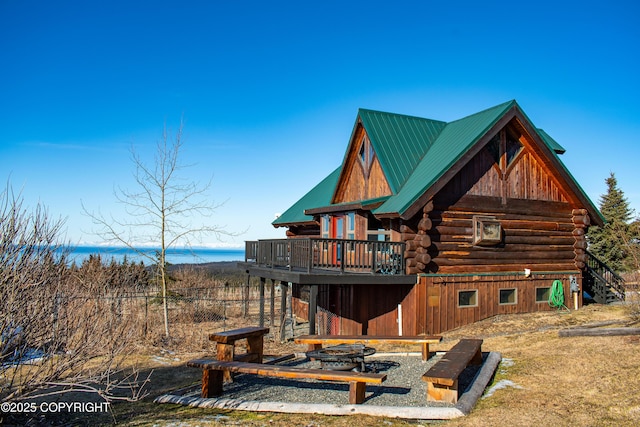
{"left": 583, "top": 251, "right": 626, "bottom": 304}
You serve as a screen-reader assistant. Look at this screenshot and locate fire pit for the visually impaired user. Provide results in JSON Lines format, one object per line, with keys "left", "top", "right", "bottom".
{"left": 306, "top": 344, "right": 376, "bottom": 372}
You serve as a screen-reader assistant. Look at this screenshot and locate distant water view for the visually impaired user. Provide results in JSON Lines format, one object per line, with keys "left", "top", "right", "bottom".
{"left": 66, "top": 245, "right": 245, "bottom": 265}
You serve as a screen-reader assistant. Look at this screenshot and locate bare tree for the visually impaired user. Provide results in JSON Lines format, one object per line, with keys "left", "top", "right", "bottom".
{"left": 84, "top": 121, "right": 236, "bottom": 337}
{"left": 0, "top": 185, "right": 148, "bottom": 407}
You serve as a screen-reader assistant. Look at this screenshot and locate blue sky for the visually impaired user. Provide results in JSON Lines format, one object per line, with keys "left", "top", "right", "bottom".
{"left": 1, "top": 0, "right": 639, "bottom": 247}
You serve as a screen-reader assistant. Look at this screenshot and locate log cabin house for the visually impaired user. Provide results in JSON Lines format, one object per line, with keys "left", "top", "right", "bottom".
{"left": 241, "top": 100, "right": 625, "bottom": 336}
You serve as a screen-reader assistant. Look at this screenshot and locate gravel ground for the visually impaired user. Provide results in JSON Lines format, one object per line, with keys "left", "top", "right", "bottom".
{"left": 179, "top": 353, "right": 483, "bottom": 408}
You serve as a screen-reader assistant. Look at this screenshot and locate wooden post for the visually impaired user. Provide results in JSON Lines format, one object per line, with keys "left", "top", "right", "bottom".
{"left": 309, "top": 284, "right": 318, "bottom": 335}
{"left": 279, "top": 281, "right": 288, "bottom": 342}
{"left": 243, "top": 273, "right": 250, "bottom": 317}
{"left": 270, "top": 279, "right": 276, "bottom": 328}
{"left": 349, "top": 381, "right": 366, "bottom": 404}
{"left": 259, "top": 277, "right": 266, "bottom": 327}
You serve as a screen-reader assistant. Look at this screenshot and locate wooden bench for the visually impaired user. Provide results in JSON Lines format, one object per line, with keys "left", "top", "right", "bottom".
{"left": 187, "top": 359, "right": 387, "bottom": 404}
{"left": 295, "top": 335, "right": 443, "bottom": 361}
{"left": 209, "top": 326, "right": 269, "bottom": 381}
{"left": 421, "top": 338, "right": 483, "bottom": 403}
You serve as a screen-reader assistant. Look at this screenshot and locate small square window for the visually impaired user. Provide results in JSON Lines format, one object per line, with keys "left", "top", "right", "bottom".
{"left": 458, "top": 290, "right": 478, "bottom": 307}
{"left": 473, "top": 216, "right": 502, "bottom": 246}
{"left": 536, "top": 287, "right": 551, "bottom": 303}
{"left": 499, "top": 288, "right": 517, "bottom": 305}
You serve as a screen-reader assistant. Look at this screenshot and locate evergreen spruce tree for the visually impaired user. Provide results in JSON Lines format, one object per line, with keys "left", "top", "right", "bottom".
{"left": 587, "top": 173, "right": 634, "bottom": 272}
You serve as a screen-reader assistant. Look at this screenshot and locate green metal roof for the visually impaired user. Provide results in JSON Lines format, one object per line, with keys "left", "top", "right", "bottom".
{"left": 274, "top": 100, "right": 601, "bottom": 226}
{"left": 537, "top": 128, "right": 566, "bottom": 154}
{"left": 272, "top": 167, "right": 341, "bottom": 226}
{"left": 357, "top": 109, "right": 446, "bottom": 193}
{"left": 374, "top": 100, "right": 516, "bottom": 216}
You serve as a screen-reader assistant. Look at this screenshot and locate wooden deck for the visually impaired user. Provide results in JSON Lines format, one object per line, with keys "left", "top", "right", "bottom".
{"left": 243, "top": 238, "right": 408, "bottom": 279}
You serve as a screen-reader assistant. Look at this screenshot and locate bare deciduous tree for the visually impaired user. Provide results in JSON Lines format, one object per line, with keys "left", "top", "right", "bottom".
{"left": 0, "top": 185, "right": 147, "bottom": 407}
{"left": 83, "top": 121, "right": 236, "bottom": 337}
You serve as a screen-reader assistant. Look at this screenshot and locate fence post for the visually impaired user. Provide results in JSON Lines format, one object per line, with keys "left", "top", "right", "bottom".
{"left": 243, "top": 273, "right": 250, "bottom": 317}
{"left": 143, "top": 294, "right": 148, "bottom": 338}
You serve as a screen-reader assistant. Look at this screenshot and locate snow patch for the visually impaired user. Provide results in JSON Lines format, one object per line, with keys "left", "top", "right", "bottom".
{"left": 483, "top": 379, "right": 524, "bottom": 399}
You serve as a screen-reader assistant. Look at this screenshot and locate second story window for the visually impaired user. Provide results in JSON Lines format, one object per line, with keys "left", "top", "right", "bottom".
{"left": 358, "top": 135, "right": 375, "bottom": 176}
{"left": 347, "top": 212, "right": 355, "bottom": 240}
{"left": 321, "top": 215, "right": 329, "bottom": 238}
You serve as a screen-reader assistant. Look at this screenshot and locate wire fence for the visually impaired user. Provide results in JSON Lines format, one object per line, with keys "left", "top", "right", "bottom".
{"left": 54, "top": 284, "right": 300, "bottom": 352}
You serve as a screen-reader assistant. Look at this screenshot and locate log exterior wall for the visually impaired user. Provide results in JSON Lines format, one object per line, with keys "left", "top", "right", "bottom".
{"left": 401, "top": 122, "right": 589, "bottom": 276}
{"left": 283, "top": 118, "right": 596, "bottom": 337}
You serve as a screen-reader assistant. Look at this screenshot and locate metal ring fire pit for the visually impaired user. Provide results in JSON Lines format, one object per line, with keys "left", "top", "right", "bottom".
{"left": 306, "top": 344, "right": 376, "bottom": 372}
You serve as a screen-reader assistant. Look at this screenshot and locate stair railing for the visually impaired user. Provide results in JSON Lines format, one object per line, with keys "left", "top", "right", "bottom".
{"left": 585, "top": 250, "right": 626, "bottom": 302}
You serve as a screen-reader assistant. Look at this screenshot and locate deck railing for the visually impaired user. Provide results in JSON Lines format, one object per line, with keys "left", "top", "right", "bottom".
{"left": 245, "top": 238, "right": 406, "bottom": 275}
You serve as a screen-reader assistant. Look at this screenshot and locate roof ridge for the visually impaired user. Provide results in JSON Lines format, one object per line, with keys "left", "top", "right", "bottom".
{"left": 446, "top": 100, "right": 517, "bottom": 125}
{"left": 358, "top": 108, "right": 448, "bottom": 125}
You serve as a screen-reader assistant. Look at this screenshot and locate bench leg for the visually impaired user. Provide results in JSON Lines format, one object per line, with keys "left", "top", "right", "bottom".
{"left": 246, "top": 335, "right": 265, "bottom": 363}
{"left": 470, "top": 347, "right": 483, "bottom": 365}
{"left": 202, "top": 369, "right": 223, "bottom": 398}
{"left": 349, "top": 381, "right": 366, "bottom": 404}
{"left": 307, "top": 343, "right": 322, "bottom": 360}
{"left": 421, "top": 343, "right": 430, "bottom": 361}
{"left": 427, "top": 380, "right": 458, "bottom": 404}
{"left": 216, "top": 343, "right": 235, "bottom": 382}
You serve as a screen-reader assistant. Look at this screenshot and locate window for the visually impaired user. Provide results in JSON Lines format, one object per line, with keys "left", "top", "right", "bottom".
{"left": 359, "top": 141, "right": 366, "bottom": 164}
{"left": 473, "top": 215, "right": 502, "bottom": 246}
{"left": 366, "top": 215, "right": 390, "bottom": 242}
{"left": 499, "top": 288, "right": 517, "bottom": 305}
{"left": 321, "top": 215, "right": 329, "bottom": 238}
{"left": 458, "top": 290, "right": 478, "bottom": 307}
{"left": 347, "top": 212, "right": 355, "bottom": 240}
{"left": 488, "top": 134, "right": 501, "bottom": 164}
{"left": 358, "top": 135, "right": 375, "bottom": 175}
{"left": 506, "top": 134, "right": 523, "bottom": 166}
{"left": 487, "top": 129, "right": 523, "bottom": 169}
{"left": 536, "top": 287, "right": 551, "bottom": 303}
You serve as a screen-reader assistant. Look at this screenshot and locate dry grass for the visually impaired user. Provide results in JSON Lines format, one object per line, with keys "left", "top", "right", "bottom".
{"left": 11, "top": 304, "right": 639, "bottom": 426}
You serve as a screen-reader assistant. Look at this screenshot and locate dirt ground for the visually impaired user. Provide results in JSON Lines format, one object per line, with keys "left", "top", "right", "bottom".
{"left": 7, "top": 303, "right": 640, "bottom": 426}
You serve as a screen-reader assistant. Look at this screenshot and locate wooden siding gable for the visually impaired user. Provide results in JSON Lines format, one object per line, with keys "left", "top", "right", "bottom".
{"left": 446, "top": 119, "right": 570, "bottom": 204}
{"left": 381, "top": 102, "right": 603, "bottom": 227}
{"left": 332, "top": 109, "right": 445, "bottom": 205}
{"left": 333, "top": 124, "right": 392, "bottom": 204}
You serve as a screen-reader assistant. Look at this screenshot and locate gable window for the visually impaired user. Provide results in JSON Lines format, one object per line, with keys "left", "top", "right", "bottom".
{"left": 506, "top": 133, "right": 523, "bottom": 166}
{"left": 358, "top": 135, "right": 375, "bottom": 175}
{"left": 487, "top": 129, "right": 524, "bottom": 169}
